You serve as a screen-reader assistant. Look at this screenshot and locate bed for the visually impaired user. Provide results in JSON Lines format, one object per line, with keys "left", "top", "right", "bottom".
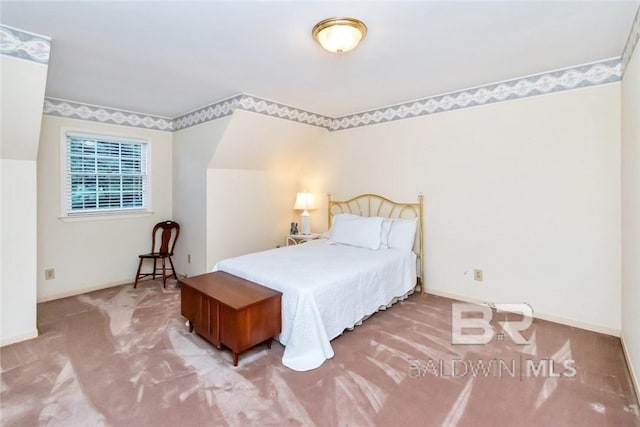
{"left": 214, "top": 193, "right": 424, "bottom": 371}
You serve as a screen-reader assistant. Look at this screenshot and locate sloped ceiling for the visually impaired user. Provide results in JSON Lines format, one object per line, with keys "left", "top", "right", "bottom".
{"left": 0, "top": 55, "right": 49, "bottom": 160}
{"left": 1, "top": 1, "right": 638, "bottom": 118}
{"left": 209, "top": 109, "right": 325, "bottom": 170}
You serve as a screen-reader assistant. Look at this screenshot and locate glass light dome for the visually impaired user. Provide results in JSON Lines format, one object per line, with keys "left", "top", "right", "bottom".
{"left": 312, "top": 17, "right": 367, "bottom": 54}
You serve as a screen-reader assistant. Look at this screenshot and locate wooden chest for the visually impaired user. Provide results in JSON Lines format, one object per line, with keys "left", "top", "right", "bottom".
{"left": 179, "top": 271, "right": 282, "bottom": 366}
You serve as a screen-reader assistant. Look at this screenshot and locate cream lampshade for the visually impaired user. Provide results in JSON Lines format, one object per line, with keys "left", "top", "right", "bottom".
{"left": 293, "top": 192, "right": 316, "bottom": 235}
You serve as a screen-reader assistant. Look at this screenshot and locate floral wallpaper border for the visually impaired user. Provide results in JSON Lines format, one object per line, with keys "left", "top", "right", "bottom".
{"left": 0, "top": 24, "right": 51, "bottom": 64}
{"left": 42, "top": 58, "right": 623, "bottom": 133}
{"left": 329, "top": 58, "right": 621, "bottom": 131}
{"left": 43, "top": 98, "right": 174, "bottom": 131}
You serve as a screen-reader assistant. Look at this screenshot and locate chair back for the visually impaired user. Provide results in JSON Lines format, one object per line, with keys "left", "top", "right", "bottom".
{"left": 151, "top": 221, "right": 180, "bottom": 256}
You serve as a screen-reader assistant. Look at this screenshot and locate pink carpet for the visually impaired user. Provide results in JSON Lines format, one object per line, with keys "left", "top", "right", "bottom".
{"left": 1, "top": 279, "right": 638, "bottom": 426}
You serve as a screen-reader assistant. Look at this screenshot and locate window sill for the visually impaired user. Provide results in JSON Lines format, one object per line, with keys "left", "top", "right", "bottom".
{"left": 59, "top": 210, "right": 154, "bottom": 222}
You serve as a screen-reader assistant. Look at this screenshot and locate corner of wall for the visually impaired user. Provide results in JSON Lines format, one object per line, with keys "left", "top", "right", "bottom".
{"left": 1, "top": 27, "right": 50, "bottom": 345}
{"left": 621, "top": 26, "right": 640, "bottom": 405}
{"left": 172, "top": 115, "right": 233, "bottom": 277}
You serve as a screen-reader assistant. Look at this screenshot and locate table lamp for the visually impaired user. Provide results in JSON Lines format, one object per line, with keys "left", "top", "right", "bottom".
{"left": 293, "top": 192, "right": 315, "bottom": 235}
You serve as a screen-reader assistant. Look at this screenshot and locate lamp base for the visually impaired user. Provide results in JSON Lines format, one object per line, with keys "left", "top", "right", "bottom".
{"left": 300, "top": 212, "right": 311, "bottom": 235}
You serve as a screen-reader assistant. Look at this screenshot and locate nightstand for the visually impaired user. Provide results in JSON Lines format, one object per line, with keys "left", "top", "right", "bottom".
{"left": 286, "top": 233, "right": 322, "bottom": 246}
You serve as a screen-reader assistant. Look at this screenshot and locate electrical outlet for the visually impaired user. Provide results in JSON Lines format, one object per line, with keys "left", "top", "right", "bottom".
{"left": 45, "top": 268, "right": 55, "bottom": 280}
{"left": 473, "top": 269, "right": 483, "bottom": 282}
{"left": 187, "top": 254, "right": 191, "bottom": 264}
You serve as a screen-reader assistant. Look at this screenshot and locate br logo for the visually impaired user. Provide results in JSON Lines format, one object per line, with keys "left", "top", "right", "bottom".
{"left": 451, "top": 302, "right": 533, "bottom": 345}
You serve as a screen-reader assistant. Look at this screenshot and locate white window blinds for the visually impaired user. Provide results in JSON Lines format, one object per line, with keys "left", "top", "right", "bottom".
{"left": 64, "top": 132, "right": 149, "bottom": 215}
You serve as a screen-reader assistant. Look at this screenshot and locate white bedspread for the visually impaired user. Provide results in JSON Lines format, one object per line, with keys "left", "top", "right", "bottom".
{"left": 213, "top": 239, "right": 416, "bottom": 371}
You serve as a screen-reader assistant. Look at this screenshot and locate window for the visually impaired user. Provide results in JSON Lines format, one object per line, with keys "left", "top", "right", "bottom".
{"left": 62, "top": 131, "right": 150, "bottom": 217}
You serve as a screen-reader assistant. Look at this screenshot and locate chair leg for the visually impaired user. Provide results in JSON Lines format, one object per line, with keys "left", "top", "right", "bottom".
{"left": 134, "top": 258, "right": 143, "bottom": 288}
{"left": 152, "top": 258, "right": 157, "bottom": 279}
{"left": 162, "top": 257, "right": 167, "bottom": 288}
{"left": 168, "top": 256, "right": 177, "bottom": 280}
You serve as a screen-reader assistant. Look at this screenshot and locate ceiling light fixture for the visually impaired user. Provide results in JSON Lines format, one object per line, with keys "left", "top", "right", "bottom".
{"left": 312, "top": 17, "right": 367, "bottom": 54}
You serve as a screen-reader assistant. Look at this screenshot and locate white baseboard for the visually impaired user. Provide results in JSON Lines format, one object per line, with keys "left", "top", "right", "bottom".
{"left": 37, "top": 280, "right": 131, "bottom": 303}
{"left": 424, "top": 287, "right": 620, "bottom": 337}
{"left": 533, "top": 311, "right": 620, "bottom": 337}
{"left": 0, "top": 329, "right": 38, "bottom": 347}
{"left": 621, "top": 334, "right": 640, "bottom": 405}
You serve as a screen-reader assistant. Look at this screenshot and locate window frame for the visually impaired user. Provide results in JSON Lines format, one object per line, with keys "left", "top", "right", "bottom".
{"left": 59, "top": 128, "right": 153, "bottom": 221}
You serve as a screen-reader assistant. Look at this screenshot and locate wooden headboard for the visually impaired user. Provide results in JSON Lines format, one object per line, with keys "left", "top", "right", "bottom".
{"left": 327, "top": 193, "right": 425, "bottom": 293}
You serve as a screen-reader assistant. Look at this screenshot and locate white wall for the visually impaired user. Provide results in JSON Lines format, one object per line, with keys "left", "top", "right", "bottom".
{"left": 206, "top": 110, "right": 325, "bottom": 269}
{"left": 1, "top": 160, "right": 38, "bottom": 344}
{"left": 173, "top": 109, "right": 325, "bottom": 276}
{"left": 305, "top": 83, "right": 622, "bottom": 333}
{"left": 206, "top": 169, "right": 298, "bottom": 268}
{"left": 621, "top": 41, "right": 640, "bottom": 396}
{"left": 0, "top": 54, "right": 48, "bottom": 345}
{"left": 172, "top": 116, "right": 232, "bottom": 277}
{"left": 37, "top": 116, "right": 173, "bottom": 301}
{"left": 0, "top": 56, "right": 47, "bottom": 161}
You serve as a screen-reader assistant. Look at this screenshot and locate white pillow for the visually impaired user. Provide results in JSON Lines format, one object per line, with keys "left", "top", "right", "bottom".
{"left": 330, "top": 215, "right": 384, "bottom": 250}
{"left": 325, "top": 213, "right": 358, "bottom": 238}
{"left": 387, "top": 218, "right": 417, "bottom": 251}
{"left": 380, "top": 218, "right": 393, "bottom": 248}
